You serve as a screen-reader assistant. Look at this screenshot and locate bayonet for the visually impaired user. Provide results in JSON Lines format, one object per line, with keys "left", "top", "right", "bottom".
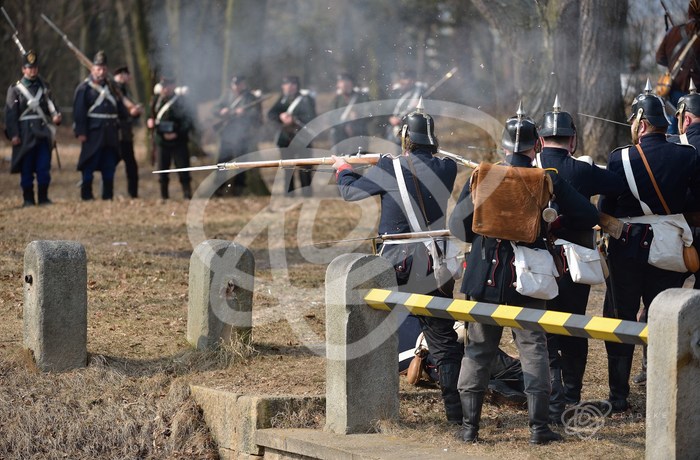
{"left": 2, "top": 7, "right": 26, "bottom": 55}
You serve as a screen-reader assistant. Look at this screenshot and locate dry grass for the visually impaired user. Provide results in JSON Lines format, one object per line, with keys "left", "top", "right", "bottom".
{"left": 0, "top": 128, "right": 648, "bottom": 458}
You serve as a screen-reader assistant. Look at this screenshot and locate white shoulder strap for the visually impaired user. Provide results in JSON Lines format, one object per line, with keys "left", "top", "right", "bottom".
{"left": 535, "top": 152, "right": 543, "bottom": 168}
{"left": 156, "top": 95, "right": 179, "bottom": 122}
{"left": 680, "top": 133, "right": 690, "bottom": 145}
{"left": 621, "top": 147, "right": 653, "bottom": 216}
{"left": 285, "top": 94, "right": 304, "bottom": 116}
{"left": 339, "top": 93, "right": 358, "bottom": 122}
{"left": 392, "top": 157, "right": 424, "bottom": 232}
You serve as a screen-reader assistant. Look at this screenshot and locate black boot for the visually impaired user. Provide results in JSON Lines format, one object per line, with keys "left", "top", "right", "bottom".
{"left": 80, "top": 181, "right": 94, "bottom": 201}
{"left": 632, "top": 347, "right": 647, "bottom": 386}
{"left": 37, "top": 184, "right": 52, "bottom": 205}
{"left": 182, "top": 182, "right": 192, "bottom": 200}
{"left": 128, "top": 176, "right": 138, "bottom": 198}
{"left": 455, "top": 392, "right": 483, "bottom": 443}
{"left": 528, "top": 394, "right": 563, "bottom": 445}
{"left": 607, "top": 355, "right": 633, "bottom": 412}
{"left": 561, "top": 357, "right": 587, "bottom": 404}
{"left": 549, "top": 366, "right": 566, "bottom": 426}
{"left": 22, "top": 187, "right": 35, "bottom": 207}
{"left": 160, "top": 182, "right": 169, "bottom": 200}
{"left": 438, "top": 363, "right": 463, "bottom": 425}
{"left": 102, "top": 180, "right": 113, "bottom": 200}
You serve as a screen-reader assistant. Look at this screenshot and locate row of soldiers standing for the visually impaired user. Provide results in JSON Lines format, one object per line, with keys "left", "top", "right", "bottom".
{"left": 5, "top": 50, "right": 426, "bottom": 205}
{"left": 331, "top": 79, "right": 700, "bottom": 443}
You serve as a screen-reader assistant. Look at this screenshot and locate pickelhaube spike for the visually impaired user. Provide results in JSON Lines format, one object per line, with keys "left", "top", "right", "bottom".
{"left": 516, "top": 100, "right": 524, "bottom": 118}
{"left": 551, "top": 95, "right": 560, "bottom": 135}
{"left": 514, "top": 101, "right": 524, "bottom": 153}
{"left": 644, "top": 78, "right": 653, "bottom": 95}
{"left": 415, "top": 96, "right": 425, "bottom": 113}
{"left": 690, "top": 79, "right": 698, "bottom": 94}
{"left": 552, "top": 94, "right": 561, "bottom": 113}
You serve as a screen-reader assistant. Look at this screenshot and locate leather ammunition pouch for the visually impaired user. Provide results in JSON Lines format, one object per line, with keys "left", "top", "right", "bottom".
{"left": 156, "top": 120, "right": 177, "bottom": 134}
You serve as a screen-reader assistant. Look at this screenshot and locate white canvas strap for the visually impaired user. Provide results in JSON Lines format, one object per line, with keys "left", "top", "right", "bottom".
{"left": 534, "top": 152, "right": 543, "bottom": 168}
{"left": 621, "top": 147, "right": 653, "bottom": 216}
{"left": 285, "top": 94, "right": 304, "bottom": 116}
{"left": 87, "top": 80, "right": 116, "bottom": 115}
{"left": 15, "top": 84, "right": 46, "bottom": 121}
{"left": 680, "top": 133, "right": 690, "bottom": 145}
{"left": 339, "top": 93, "right": 358, "bottom": 122}
{"left": 156, "top": 95, "right": 179, "bottom": 123}
{"left": 392, "top": 157, "right": 424, "bottom": 233}
{"left": 228, "top": 93, "right": 244, "bottom": 111}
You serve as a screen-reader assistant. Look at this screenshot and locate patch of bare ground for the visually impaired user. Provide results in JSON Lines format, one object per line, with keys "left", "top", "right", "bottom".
{"left": 0, "top": 132, "right": 647, "bottom": 458}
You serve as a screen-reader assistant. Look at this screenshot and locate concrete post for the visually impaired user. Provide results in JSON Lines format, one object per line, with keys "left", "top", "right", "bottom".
{"left": 647, "top": 288, "right": 700, "bottom": 460}
{"left": 325, "top": 253, "right": 399, "bottom": 434}
{"left": 23, "top": 241, "right": 87, "bottom": 372}
{"left": 187, "top": 240, "right": 254, "bottom": 350}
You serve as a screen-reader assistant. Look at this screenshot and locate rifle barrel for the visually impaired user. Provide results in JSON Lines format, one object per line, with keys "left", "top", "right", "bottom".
{"left": 41, "top": 14, "right": 93, "bottom": 70}
{"left": 577, "top": 113, "right": 630, "bottom": 127}
{"left": 153, "top": 150, "right": 481, "bottom": 175}
{"left": 152, "top": 154, "right": 383, "bottom": 174}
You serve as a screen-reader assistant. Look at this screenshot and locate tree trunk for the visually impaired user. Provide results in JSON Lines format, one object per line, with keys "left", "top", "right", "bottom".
{"left": 578, "top": 0, "right": 629, "bottom": 163}
{"left": 115, "top": 0, "right": 139, "bottom": 100}
{"left": 221, "top": 0, "right": 236, "bottom": 94}
{"left": 131, "top": 0, "right": 152, "bottom": 104}
{"left": 165, "top": 0, "right": 181, "bottom": 78}
{"left": 470, "top": 0, "right": 579, "bottom": 118}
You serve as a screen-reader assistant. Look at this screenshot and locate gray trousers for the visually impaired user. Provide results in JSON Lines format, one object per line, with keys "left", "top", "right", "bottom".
{"left": 458, "top": 301, "right": 551, "bottom": 398}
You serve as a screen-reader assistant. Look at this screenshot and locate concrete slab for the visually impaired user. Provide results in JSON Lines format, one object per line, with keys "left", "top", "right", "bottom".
{"left": 255, "top": 428, "right": 474, "bottom": 460}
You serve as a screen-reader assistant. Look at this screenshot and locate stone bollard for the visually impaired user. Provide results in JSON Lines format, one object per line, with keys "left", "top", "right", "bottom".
{"left": 647, "top": 288, "right": 700, "bottom": 460}
{"left": 187, "top": 240, "right": 254, "bottom": 350}
{"left": 325, "top": 253, "right": 400, "bottom": 434}
{"left": 23, "top": 241, "right": 87, "bottom": 372}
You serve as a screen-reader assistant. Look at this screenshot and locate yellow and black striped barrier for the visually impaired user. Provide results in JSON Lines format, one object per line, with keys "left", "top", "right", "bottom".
{"left": 364, "top": 289, "right": 647, "bottom": 345}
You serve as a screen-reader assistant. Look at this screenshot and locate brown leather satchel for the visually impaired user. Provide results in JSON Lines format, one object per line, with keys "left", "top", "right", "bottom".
{"left": 470, "top": 162, "right": 553, "bottom": 243}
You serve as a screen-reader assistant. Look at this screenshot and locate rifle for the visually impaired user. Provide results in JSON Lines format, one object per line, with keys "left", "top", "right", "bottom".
{"left": 40, "top": 13, "right": 124, "bottom": 100}
{"left": 391, "top": 67, "right": 458, "bottom": 137}
{"left": 3, "top": 8, "right": 61, "bottom": 170}
{"left": 213, "top": 93, "right": 275, "bottom": 133}
{"left": 423, "top": 66, "right": 458, "bottom": 99}
{"left": 1, "top": 7, "right": 26, "bottom": 55}
{"left": 151, "top": 148, "right": 478, "bottom": 174}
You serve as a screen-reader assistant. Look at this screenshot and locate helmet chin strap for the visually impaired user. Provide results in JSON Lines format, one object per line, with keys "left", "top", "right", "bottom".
{"left": 400, "top": 124, "right": 409, "bottom": 153}
{"left": 678, "top": 106, "right": 687, "bottom": 134}
{"left": 631, "top": 109, "right": 643, "bottom": 144}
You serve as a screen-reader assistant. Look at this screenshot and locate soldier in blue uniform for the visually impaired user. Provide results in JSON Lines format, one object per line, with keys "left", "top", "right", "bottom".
{"left": 147, "top": 76, "right": 194, "bottom": 200}
{"left": 267, "top": 75, "right": 317, "bottom": 196}
{"left": 449, "top": 106, "right": 598, "bottom": 444}
{"left": 535, "top": 97, "right": 627, "bottom": 423}
{"left": 212, "top": 75, "right": 262, "bottom": 195}
{"left": 5, "top": 50, "right": 61, "bottom": 206}
{"left": 599, "top": 80, "right": 700, "bottom": 412}
{"left": 331, "top": 104, "right": 464, "bottom": 425}
{"left": 73, "top": 51, "right": 129, "bottom": 201}
{"left": 330, "top": 73, "right": 370, "bottom": 151}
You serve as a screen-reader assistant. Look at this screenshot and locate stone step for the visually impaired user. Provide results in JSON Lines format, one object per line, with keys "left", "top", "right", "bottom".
{"left": 255, "top": 428, "right": 472, "bottom": 460}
